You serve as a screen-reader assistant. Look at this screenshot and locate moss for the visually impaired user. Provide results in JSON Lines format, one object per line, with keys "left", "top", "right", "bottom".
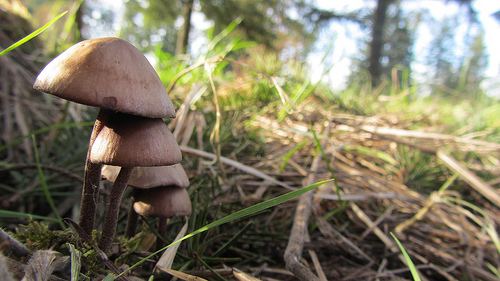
{"left": 13, "top": 221, "right": 108, "bottom": 277}
{"left": 14, "top": 221, "right": 76, "bottom": 251}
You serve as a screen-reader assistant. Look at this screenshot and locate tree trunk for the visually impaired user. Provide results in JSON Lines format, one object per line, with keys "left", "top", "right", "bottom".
{"left": 175, "top": 0, "right": 194, "bottom": 55}
{"left": 368, "top": 0, "right": 392, "bottom": 87}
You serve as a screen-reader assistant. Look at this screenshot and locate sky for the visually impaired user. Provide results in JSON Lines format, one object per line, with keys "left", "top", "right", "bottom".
{"left": 91, "top": 0, "right": 500, "bottom": 95}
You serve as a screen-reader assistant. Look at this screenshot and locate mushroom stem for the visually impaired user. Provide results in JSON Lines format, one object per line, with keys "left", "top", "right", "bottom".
{"left": 79, "top": 160, "right": 102, "bottom": 234}
{"left": 156, "top": 218, "right": 167, "bottom": 250}
{"left": 79, "top": 109, "right": 110, "bottom": 235}
{"left": 125, "top": 202, "right": 139, "bottom": 238}
{"left": 99, "top": 167, "right": 134, "bottom": 253}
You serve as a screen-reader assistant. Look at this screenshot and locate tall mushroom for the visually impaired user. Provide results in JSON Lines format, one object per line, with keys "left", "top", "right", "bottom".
{"left": 33, "top": 37, "right": 176, "bottom": 235}
{"left": 90, "top": 113, "right": 181, "bottom": 252}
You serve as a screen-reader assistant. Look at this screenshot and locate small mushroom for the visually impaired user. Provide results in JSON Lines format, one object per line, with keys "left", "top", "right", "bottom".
{"left": 90, "top": 113, "right": 181, "bottom": 252}
{"left": 101, "top": 164, "right": 189, "bottom": 189}
{"left": 133, "top": 186, "right": 192, "bottom": 249}
{"left": 102, "top": 164, "right": 190, "bottom": 246}
{"left": 133, "top": 186, "right": 192, "bottom": 218}
{"left": 33, "top": 37, "right": 176, "bottom": 235}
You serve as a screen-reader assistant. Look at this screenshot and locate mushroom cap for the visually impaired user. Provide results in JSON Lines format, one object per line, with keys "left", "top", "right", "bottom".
{"left": 102, "top": 164, "right": 189, "bottom": 189}
{"left": 90, "top": 113, "right": 182, "bottom": 167}
{"left": 33, "top": 37, "right": 175, "bottom": 118}
{"left": 133, "top": 186, "right": 192, "bottom": 218}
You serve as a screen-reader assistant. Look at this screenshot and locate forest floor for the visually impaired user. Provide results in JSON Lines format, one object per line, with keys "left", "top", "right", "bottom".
{"left": 1, "top": 86, "right": 499, "bottom": 280}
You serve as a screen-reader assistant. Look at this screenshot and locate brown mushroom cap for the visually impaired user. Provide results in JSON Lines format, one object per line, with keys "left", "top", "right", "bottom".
{"left": 90, "top": 113, "right": 181, "bottom": 167}
{"left": 133, "top": 186, "right": 192, "bottom": 218}
{"left": 33, "top": 37, "right": 175, "bottom": 118}
{"left": 102, "top": 164, "right": 189, "bottom": 189}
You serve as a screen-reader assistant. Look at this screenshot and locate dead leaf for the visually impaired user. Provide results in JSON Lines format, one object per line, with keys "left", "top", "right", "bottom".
{"left": 155, "top": 220, "right": 188, "bottom": 272}
{"left": 138, "top": 232, "right": 157, "bottom": 252}
{"left": 22, "top": 250, "right": 60, "bottom": 281}
{"left": 233, "top": 268, "right": 262, "bottom": 281}
{"left": 161, "top": 268, "right": 207, "bottom": 281}
{"left": 0, "top": 253, "right": 15, "bottom": 281}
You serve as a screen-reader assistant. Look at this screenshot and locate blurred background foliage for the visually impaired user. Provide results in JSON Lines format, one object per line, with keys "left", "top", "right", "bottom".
{"left": 13, "top": 0, "right": 497, "bottom": 100}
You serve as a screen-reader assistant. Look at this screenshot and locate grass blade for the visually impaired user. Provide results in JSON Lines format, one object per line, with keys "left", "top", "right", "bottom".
{"left": 206, "top": 17, "right": 242, "bottom": 52}
{"left": 67, "top": 243, "right": 82, "bottom": 281}
{"left": 212, "top": 221, "right": 252, "bottom": 256}
{"left": 390, "top": 232, "right": 421, "bottom": 281}
{"left": 279, "top": 140, "right": 307, "bottom": 172}
{"left": 344, "top": 145, "right": 397, "bottom": 165}
{"left": 0, "top": 209, "right": 59, "bottom": 222}
{"left": 114, "top": 179, "right": 333, "bottom": 279}
{"left": 0, "top": 11, "right": 68, "bottom": 56}
{"left": 102, "top": 273, "right": 115, "bottom": 281}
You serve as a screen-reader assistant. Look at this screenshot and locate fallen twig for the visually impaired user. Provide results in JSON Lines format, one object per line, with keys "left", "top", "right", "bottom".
{"left": 437, "top": 150, "right": 500, "bottom": 206}
{"left": 284, "top": 125, "right": 331, "bottom": 281}
{"left": 350, "top": 203, "right": 429, "bottom": 280}
{"left": 318, "top": 192, "right": 408, "bottom": 202}
{"left": 180, "top": 145, "right": 294, "bottom": 190}
{"left": 307, "top": 245, "right": 328, "bottom": 281}
{"left": 315, "top": 216, "right": 373, "bottom": 262}
{"left": 359, "top": 125, "right": 500, "bottom": 151}
{"left": 342, "top": 123, "right": 500, "bottom": 153}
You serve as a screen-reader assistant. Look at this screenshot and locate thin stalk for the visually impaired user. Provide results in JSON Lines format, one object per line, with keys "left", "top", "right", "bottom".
{"left": 99, "top": 167, "right": 133, "bottom": 253}
{"left": 125, "top": 202, "right": 138, "bottom": 238}
{"left": 156, "top": 218, "right": 167, "bottom": 250}
{"left": 79, "top": 160, "right": 102, "bottom": 234}
{"left": 79, "top": 110, "right": 109, "bottom": 235}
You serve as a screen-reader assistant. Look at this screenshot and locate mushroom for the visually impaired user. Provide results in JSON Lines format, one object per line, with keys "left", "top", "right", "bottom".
{"left": 133, "top": 186, "right": 191, "bottom": 249}
{"left": 33, "top": 37, "right": 176, "bottom": 235}
{"left": 101, "top": 164, "right": 189, "bottom": 190}
{"left": 133, "top": 186, "right": 192, "bottom": 218}
{"left": 90, "top": 113, "right": 181, "bottom": 252}
{"left": 101, "top": 164, "right": 190, "bottom": 240}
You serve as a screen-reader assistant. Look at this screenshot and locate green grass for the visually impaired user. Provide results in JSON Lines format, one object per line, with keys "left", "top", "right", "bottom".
{"left": 396, "top": 146, "right": 447, "bottom": 193}
{"left": 0, "top": 209, "right": 59, "bottom": 222}
{"left": 279, "top": 140, "right": 308, "bottom": 172}
{"left": 0, "top": 11, "right": 67, "bottom": 56}
{"left": 105, "top": 179, "right": 332, "bottom": 280}
{"left": 68, "top": 243, "right": 82, "bottom": 281}
{"left": 391, "top": 232, "right": 421, "bottom": 281}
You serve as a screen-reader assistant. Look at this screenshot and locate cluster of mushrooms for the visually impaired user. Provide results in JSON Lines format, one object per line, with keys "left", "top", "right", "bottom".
{"left": 33, "top": 37, "right": 191, "bottom": 252}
